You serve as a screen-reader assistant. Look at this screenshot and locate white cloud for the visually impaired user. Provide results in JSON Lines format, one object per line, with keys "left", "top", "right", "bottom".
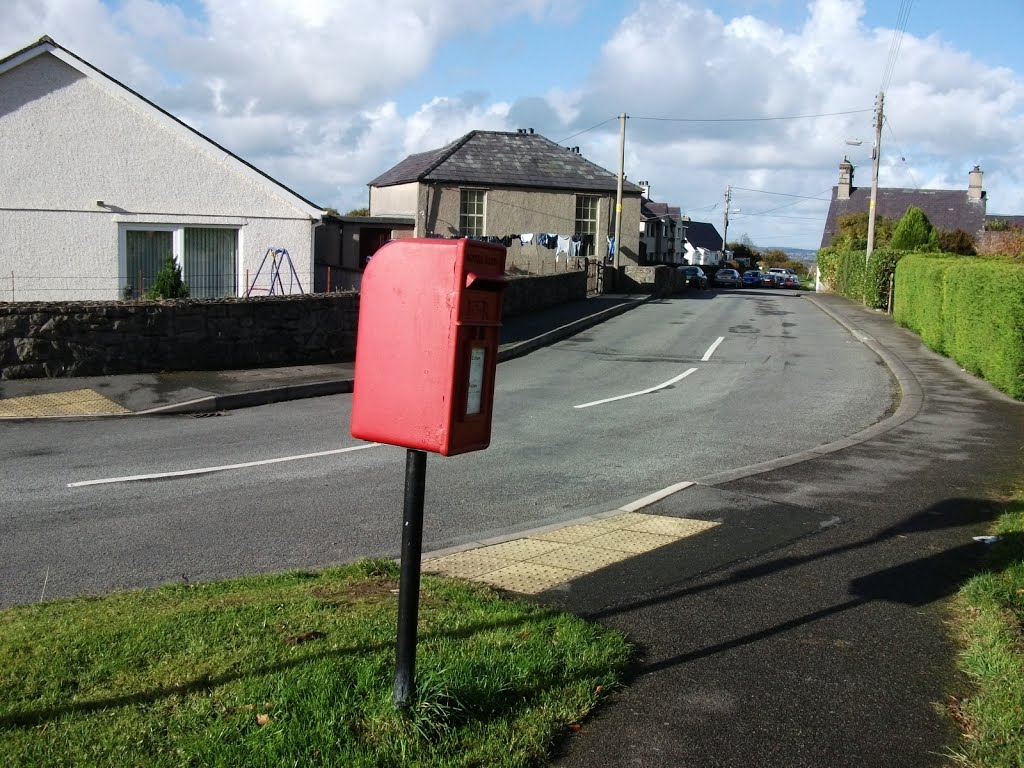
{"left": 2, "top": 0, "right": 1022, "bottom": 245}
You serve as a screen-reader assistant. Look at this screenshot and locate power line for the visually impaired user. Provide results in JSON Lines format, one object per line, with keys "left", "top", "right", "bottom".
{"left": 555, "top": 117, "right": 618, "bottom": 144}
{"left": 631, "top": 108, "right": 872, "bottom": 123}
{"left": 554, "top": 108, "right": 874, "bottom": 144}
{"left": 741, "top": 189, "right": 833, "bottom": 217}
{"left": 884, "top": 119, "right": 923, "bottom": 190}
{"left": 880, "top": 0, "right": 914, "bottom": 92}
{"left": 730, "top": 186, "right": 831, "bottom": 201}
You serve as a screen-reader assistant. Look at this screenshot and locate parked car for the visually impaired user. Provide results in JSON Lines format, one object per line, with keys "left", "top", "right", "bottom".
{"left": 781, "top": 274, "right": 801, "bottom": 289}
{"left": 760, "top": 271, "right": 780, "bottom": 287}
{"left": 713, "top": 268, "right": 741, "bottom": 288}
{"left": 677, "top": 265, "right": 708, "bottom": 289}
{"left": 741, "top": 270, "right": 762, "bottom": 288}
{"left": 767, "top": 267, "right": 797, "bottom": 277}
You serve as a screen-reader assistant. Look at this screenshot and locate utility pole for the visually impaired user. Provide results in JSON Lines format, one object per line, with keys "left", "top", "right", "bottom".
{"left": 722, "top": 185, "right": 732, "bottom": 262}
{"left": 613, "top": 113, "right": 627, "bottom": 273}
{"left": 865, "top": 92, "right": 884, "bottom": 266}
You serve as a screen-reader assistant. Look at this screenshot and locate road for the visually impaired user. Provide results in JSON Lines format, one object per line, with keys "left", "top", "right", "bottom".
{"left": 0, "top": 290, "right": 894, "bottom": 608}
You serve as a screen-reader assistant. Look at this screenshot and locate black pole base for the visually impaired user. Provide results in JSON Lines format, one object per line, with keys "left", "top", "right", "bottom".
{"left": 393, "top": 448, "right": 427, "bottom": 709}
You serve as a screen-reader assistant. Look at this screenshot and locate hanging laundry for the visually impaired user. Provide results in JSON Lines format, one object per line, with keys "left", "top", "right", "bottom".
{"left": 519, "top": 233, "right": 535, "bottom": 246}
{"left": 556, "top": 235, "right": 571, "bottom": 256}
{"left": 568, "top": 239, "right": 581, "bottom": 258}
{"left": 543, "top": 234, "right": 558, "bottom": 249}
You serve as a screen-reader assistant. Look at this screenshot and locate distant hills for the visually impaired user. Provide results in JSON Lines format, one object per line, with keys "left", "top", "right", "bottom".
{"left": 760, "top": 246, "right": 818, "bottom": 263}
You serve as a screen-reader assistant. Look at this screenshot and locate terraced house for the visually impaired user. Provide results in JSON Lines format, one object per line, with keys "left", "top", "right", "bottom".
{"left": 368, "top": 129, "right": 643, "bottom": 273}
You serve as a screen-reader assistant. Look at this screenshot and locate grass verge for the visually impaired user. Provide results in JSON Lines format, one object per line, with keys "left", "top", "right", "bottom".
{"left": 0, "top": 559, "right": 630, "bottom": 767}
{"left": 950, "top": 491, "right": 1024, "bottom": 766}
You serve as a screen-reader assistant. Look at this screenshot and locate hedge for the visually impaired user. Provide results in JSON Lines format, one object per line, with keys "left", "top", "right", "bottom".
{"left": 816, "top": 246, "right": 905, "bottom": 309}
{"left": 893, "top": 254, "right": 1024, "bottom": 399}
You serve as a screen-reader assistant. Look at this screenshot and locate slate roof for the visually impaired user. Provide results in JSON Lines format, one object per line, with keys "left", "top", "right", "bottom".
{"left": 986, "top": 214, "right": 1024, "bottom": 228}
{"left": 369, "top": 130, "right": 643, "bottom": 194}
{"left": 641, "top": 200, "right": 682, "bottom": 221}
{"left": 820, "top": 185, "right": 987, "bottom": 248}
{"left": 682, "top": 221, "right": 724, "bottom": 252}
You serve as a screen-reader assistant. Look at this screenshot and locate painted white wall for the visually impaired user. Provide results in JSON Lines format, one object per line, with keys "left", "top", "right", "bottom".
{"left": 369, "top": 183, "right": 419, "bottom": 219}
{"left": 0, "top": 52, "right": 318, "bottom": 300}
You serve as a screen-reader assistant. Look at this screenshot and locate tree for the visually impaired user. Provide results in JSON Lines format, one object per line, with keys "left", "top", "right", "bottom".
{"left": 728, "top": 240, "right": 758, "bottom": 264}
{"left": 345, "top": 207, "right": 370, "bottom": 217}
{"left": 890, "top": 206, "right": 934, "bottom": 251}
{"left": 834, "top": 211, "right": 896, "bottom": 249}
{"left": 145, "top": 256, "right": 189, "bottom": 300}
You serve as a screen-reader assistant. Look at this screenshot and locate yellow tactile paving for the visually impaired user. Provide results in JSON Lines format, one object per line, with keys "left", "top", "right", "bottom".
{"left": 527, "top": 543, "right": 632, "bottom": 571}
{"left": 424, "top": 551, "right": 517, "bottom": 579}
{"left": 476, "top": 538, "right": 565, "bottom": 560}
{"left": 423, "top": 509, "right": 721, "bottom": 595}
{"left": 475, "top": 562, "right": 583, "bottom": 595}
{"left": 585, "top": 529, "right": 679, "bottom": 553}
{"left": 588, "top": 512, "right": 656, "bottom": 529}
{"left": 531, "top": 523, "right": 604, "bottom": 544}
{"left": 0, "top": 389, "right": 131, "bottom": 418}
{"left": 621, "top": 516, "right": 719, "bottom": 537}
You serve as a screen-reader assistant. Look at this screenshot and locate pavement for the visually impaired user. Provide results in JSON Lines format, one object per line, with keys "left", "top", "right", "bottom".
{"left": 4, "top": 290, "right": 1024, "bottom": 765}
{"left": 0, "top": 294, "right": 650, "bottom": 418}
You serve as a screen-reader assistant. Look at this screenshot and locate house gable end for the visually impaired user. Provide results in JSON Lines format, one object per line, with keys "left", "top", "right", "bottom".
{"left": 0, "top": 38, "right": 323, "bottom": 219}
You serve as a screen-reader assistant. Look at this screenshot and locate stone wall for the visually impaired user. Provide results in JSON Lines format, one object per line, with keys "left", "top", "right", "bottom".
{"left": 0, "top": 271, "right": 586, "bottom": 379}
{"left": 620, "top": 264, "right": 682, "bottom": 296}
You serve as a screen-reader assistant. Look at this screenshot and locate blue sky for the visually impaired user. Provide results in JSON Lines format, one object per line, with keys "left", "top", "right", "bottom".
{"left": 3, "top": 0, "right": 1023, "bottom": 249}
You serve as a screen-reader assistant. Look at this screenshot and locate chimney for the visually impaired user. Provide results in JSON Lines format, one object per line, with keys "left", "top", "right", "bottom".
{"left": 837, "top": 156, "right": 853, "bottom": 200}
{"left": 968, "top": 165, "right": 984, "bottom": 202}
{"left": 639, "top": 180, "right": 651, "bottom": 199}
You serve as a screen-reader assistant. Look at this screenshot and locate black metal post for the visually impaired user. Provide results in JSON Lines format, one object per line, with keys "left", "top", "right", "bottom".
{"left": 393, "top": 448, "right": 427, "bottom": 709}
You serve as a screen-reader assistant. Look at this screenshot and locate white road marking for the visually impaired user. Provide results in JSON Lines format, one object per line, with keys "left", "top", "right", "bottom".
{"left": 702, "top": 336, "right": 725, "bottom": 361}
{"left": 619, "top": 481, "right": 696, "bottom": 512}
{"left": 67, "top": 443, "right": 381, "bottom": 487}
{"left": 574, "top": 368, "right": 698, "bottom": 409}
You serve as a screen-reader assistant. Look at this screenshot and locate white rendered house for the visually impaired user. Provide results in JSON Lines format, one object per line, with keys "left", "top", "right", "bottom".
{"left": 0, "top": 37, "right": 325, "bottom": 301}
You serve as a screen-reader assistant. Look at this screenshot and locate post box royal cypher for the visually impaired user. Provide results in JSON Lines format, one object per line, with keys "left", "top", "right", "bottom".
{"left": 350, "top": 238, "right": 507, "bottom": 456}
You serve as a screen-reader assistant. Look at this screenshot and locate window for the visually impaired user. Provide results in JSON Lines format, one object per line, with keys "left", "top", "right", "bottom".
{"left": 575, "top": 195, "right": 599, "bottom": 257}
{"left": 459, "top": 189, "right": 485, "bottom": 237}
{"left": 123, "top": 226, "right": 238, "bottom": 298}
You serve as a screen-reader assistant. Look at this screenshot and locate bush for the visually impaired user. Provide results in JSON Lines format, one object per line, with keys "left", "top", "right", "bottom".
{"left": 890, "top": 206, "right": 934, "bottom": 251}
{"left": 894, "top": 254, "right": 1024, "bottom": 399}
{"left": 815, "top": 245, "right": 904, "bottom": 309}
{"left": 938, "top": 228, "right": 977, "bottom": 256}
{"left": 146, "top": 257, "right": 189, "bottom": 300}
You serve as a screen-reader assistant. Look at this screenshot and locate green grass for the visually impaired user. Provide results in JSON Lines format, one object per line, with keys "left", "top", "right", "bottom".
{"left": 950, "top": 492, "right": 1024, "bottom": 766}
{"left": 0, "top": 560, "right": 631, "bottom": 767}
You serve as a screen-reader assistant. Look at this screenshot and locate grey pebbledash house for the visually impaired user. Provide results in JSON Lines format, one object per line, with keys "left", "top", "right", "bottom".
{"left": 368, "top": 129, "right": 643, "bottom": 272}
{"left": 819, "top": 158, "right": 987, "bottom": 248}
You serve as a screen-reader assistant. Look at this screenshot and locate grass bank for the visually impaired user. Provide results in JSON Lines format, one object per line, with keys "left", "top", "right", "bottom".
{"left": 0, "top": 560, "right": 630, "bottom": 767}
{"left": 951, "top": 489, "right": 1024, "bottom": 766}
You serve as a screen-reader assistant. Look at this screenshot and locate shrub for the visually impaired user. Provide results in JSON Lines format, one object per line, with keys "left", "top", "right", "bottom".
{"left": 815, "top": 245, "right": 904, "bottom": 309}
{"left": 938, "top": 228, "right": 977, "bottom": 255}
{"left": 146, "top": 257, "right": 190, "bottom": 300}
{"left": 890, "top": 206, "right": 934, "bottom": 251}
{"left": 894, "top": 254, "right": 1024, "bottom": 399}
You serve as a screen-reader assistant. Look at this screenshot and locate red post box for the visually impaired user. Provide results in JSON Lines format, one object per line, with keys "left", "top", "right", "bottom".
{"left": 350, "top": 238, "right": 507, "bottom": 456}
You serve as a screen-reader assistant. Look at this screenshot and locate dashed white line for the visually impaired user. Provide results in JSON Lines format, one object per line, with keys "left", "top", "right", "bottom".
{"left": 702, "top": 336, "right": 725, "bottom": 361}
{"left": 574, "top": 368, "right": 698, "bottom": 410}
{"left": 67, "top": 443, "right": 381, "bottom": 487}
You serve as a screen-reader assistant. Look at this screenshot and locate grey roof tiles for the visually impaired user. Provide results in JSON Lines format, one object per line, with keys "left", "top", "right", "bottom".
{"left": 370, "top": 130, "right": 642, "bottom": 194}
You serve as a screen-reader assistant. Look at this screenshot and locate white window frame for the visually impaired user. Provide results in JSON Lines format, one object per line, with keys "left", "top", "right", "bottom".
{"left": 459, "top": 188, "right": 487, "bottom": 237}
{"left": 118, "top": 224, "right": 244, "bottom": 297}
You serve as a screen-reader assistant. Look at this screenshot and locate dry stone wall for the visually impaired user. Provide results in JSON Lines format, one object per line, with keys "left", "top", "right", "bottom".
{"left": 0, "top": 272, "right": 586, "bottom": 379}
